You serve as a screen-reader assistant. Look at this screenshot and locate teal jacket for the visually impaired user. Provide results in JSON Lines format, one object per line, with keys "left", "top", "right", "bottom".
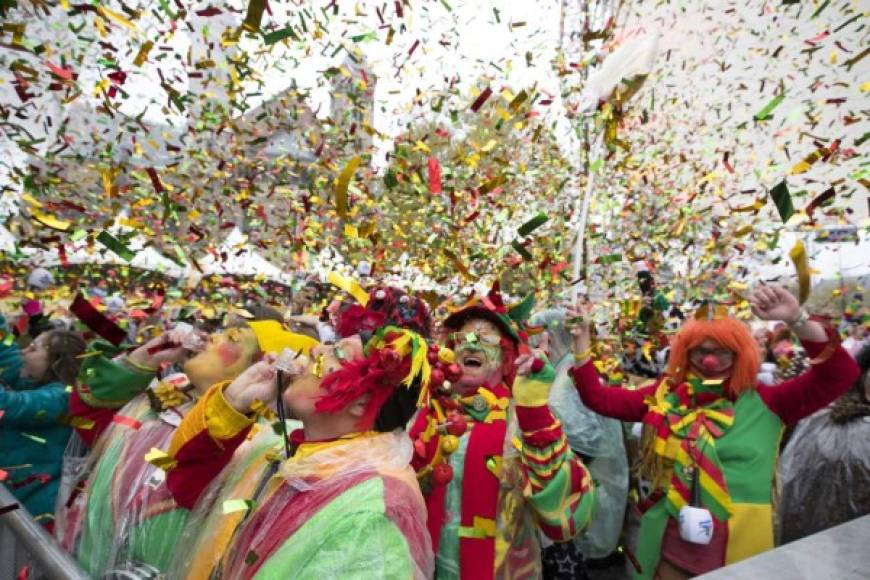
{"left": 0, "top": 316, "right": 72, "bottom": 523}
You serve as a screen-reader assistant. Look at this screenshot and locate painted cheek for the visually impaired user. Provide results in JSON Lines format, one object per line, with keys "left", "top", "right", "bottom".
{"left": 217, "top": 341, "right": 244, "bottom": 367}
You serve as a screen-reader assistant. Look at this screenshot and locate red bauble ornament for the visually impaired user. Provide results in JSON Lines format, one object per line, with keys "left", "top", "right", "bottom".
{"left": 427, "top": 350, "right": 439, "bottom": 364}
{"left": 441, "top": 398, "right": 460, "bottom": 411}
{"left": 432, "top": 463, "right": 454, "bottom": 485}
{"left": 445, "top": 412, "right": 467, "bottom": 436}
{"left": 429, "top": 368, "right": 445, "bottom": 388}
{"left": 531, "top": 358, "right": 545, "bottom": 374}
{"left": 445, "top": 363, "right": 462, "bottom": 382}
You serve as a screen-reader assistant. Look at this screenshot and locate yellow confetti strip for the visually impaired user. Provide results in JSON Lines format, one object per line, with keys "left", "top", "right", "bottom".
{"left": 789, "top": 240, "right": 810, "bottom": 304}
{"left": 144, "top": 448, "right": 178, "bottom": 471}
{"left": 335, "top": 156, "right": 361, "bottom": 219}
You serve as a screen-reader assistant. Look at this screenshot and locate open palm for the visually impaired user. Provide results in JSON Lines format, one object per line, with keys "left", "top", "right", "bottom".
{"left": 749, "top": 285, "right": 800, "bottom": 322}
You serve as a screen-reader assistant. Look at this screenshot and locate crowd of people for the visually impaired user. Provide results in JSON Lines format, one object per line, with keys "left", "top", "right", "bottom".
{"left": 0, "top": 264, "right": 867, "bottom": 580}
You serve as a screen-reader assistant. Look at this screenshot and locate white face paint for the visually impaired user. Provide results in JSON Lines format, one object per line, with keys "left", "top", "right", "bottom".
{"left": 451, "top": 319, "right": 505, "bottom": 391}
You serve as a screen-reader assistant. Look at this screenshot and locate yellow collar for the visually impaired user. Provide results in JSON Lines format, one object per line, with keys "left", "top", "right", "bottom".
{"left": 293, "top": 431, "right": 379, "bottom": 461}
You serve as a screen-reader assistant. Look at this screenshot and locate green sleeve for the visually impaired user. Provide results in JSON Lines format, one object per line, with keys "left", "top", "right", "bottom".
{"left": 525, "top": 455, "right": 598, "bottom": 542}
{"left": 0, "top": 382, "right": 69, "bottom": 427}
{"left": 75, "top": 341, "right": 155, "bottom": 409}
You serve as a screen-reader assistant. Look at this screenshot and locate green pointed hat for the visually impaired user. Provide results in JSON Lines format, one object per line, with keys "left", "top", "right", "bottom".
{"left": 443, "top": 282, "right": 534, "bottom": 345}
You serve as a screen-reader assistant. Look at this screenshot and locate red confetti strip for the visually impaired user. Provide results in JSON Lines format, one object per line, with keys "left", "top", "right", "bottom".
{"left": 70, "top": 294, "right": 127, "bottom": 346}
{"left": 804, "top": 30, "right": 829, "bottom": 45}
{"left": 146, "top": 167, "right": 164, "bottom": 193}
{"left": 111, "top": 415, "right": 142, "bottom": 430}
{"left": 428, "top": 156, "right": 442, "bottom": 194}
{"left": 822, "top": 138, "right": 840, "bottom": 162}
{"left": 58, "top": 243, "right": 69, "bottom": 267}
{"left": 470, "top": 86, "right": 493, "bottom": 112}
{"left": 45, "top": 61, "right": 73, "bottom": 81}
{"left": 805, "top": 186, "right": 836, "bottom": 222}
{"left": 722, "top": 151, "right": 734, "bottom": 173}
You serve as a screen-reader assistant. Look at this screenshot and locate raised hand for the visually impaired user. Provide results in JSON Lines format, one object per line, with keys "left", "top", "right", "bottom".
{"left": 127, "top": 328, "right": 192, "bottom": 370}
{"left": 749, "top": 285, "right": 800, "bottom": 323}
{"left": 515, "top": 350, "right": 547, "bottom": 378}
{"left": 223, "top": 356, "right": 279, "bottom": 413}
{"left": 564, "top": 298, "right": 594, "bottom": 360}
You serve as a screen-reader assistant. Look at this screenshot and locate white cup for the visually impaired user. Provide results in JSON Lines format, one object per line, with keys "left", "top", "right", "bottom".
{"left": 678, "top": 505, "right": 714, "bottom": 545}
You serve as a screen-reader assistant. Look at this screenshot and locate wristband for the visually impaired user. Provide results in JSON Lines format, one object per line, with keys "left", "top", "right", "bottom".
{"left": 573, "top": 349, "right": 593, "bottom": 363}
{"left": 787, "top": 308, "right": 810, "bottom": 331}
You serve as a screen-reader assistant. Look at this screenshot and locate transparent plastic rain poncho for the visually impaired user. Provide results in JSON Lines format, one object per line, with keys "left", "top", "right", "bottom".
{"left": 532, "top": 309, "right": 630, "bottom": 559}
{"left": 776, "top": 406, "right": 870, "bottom": 545}
{"left": 170, "top": 428, "right": 433, "bottom": 580}
{"left": 56, "top": 389, "right": 194, "bottom": 578}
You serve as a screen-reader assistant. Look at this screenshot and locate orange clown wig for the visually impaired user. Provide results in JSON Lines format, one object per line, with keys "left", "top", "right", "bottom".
{"left": 665, "top": 316, "right": 760, "bottom": 395}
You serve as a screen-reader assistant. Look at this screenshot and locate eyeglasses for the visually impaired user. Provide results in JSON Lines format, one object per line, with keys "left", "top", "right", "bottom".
{"left": 448, "top": 331, "right": 501, "bottom": 346}
{"left": 689, "top": 347, "right": 735, "bottom": 362}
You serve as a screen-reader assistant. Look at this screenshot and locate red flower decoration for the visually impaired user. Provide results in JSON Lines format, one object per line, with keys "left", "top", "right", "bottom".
{"left": 336, "top": 304, "right": 387, "bottom": 338}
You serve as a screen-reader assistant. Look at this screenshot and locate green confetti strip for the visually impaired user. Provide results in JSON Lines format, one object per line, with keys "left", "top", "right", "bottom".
{"left": 754, "top": 93, "right": 785, "bottom": 121}
{"left": 96, "top": 231, "right": 136, "bottom": 262}
{"left": 517, "top": 213, "right": 548, "bottom": 237}
{"left": 769, "top": 180, "right": 795, "bottom": 223}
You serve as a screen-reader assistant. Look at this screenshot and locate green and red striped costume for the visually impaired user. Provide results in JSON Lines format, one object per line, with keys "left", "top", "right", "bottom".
{"left": 571, "top": 331, "right": 859, "bottom": 578}
{"left": 409, "top": 364, "right": 596, "bottom": 579}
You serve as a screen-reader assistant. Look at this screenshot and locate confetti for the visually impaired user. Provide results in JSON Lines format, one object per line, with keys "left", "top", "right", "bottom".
{"left": 70, "top": 294, "right": 128, "bottom": 346}
{"left": 335, "top": 156, "right": 361, "bottom": 220}
{"left": 96, "top": 231, "right": 137, "bottom": 262}
{"left": 222, "top": 499, "right": 256, "bottom": 514}
{"left": 789, "top": 240, "right": 810, "bottom": 305}
{"left": 243, "top": 0, "right": 266, "bottom": 32}
{"left": 144, "top": 448, "right": 178, "bottom": 470}
{"left": 427, "top": 157, "right": 442, "bottom": 195}
{"left": 111, "top": 415, "right": 143, "bottom": 430}
{"left": 769, "top": 181, "right": 795, "bottom": 223}
{"left": 517, "top": 213, "right": 548, "bottom": 237}
{"left": 754, "top": 94, "right": 785, "bottom": 121}
{"left": 805, "top": 187, "right": 836, "bottom": 222}
{"left": 470, "top": 87, "right": 493, "bottom": 112}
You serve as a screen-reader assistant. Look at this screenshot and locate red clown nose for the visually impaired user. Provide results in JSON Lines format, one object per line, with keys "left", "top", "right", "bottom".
{"left": 701, "top": 354, "right": 720, "bottom": 374}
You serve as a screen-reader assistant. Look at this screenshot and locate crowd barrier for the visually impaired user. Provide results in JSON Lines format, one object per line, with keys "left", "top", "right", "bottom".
{"left": 697, "top": 514, "right": 870, "bottom": 579}
{"left": 0, "top": 483, "right": 88, "bottom": 580}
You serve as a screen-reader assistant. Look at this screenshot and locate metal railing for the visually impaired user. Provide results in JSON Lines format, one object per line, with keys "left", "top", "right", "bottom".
{"left": 0, "top": 483, "right": 89, "bottom": 580}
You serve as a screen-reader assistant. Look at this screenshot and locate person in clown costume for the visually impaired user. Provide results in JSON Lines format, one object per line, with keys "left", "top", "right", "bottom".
{"left": 566, "top": 284, "right": 859, "bottom": 579}
{"left": 409, "top": 283, "right": 597, "bottom": 579}
{"left": 161, "top": 285, "right": 437, "bottom": 579}
{"left": 57, "top": 312, "right": 316, "bottom": 578}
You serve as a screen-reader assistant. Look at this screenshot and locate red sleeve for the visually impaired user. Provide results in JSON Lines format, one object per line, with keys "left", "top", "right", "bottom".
{"left": 515, "top": 404, "right": 562, "bottom": 446}
{"left": 165, "top": 427, "right": 251, "bottom": 510}
{"left": 757, "top": 336, "right": 860, "bottom": 425}
{"left": 68, "top": 389, "right": 120, "bottom": 447}
{"left": 569, "top": 361, "right": 656, "bottom": 422}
